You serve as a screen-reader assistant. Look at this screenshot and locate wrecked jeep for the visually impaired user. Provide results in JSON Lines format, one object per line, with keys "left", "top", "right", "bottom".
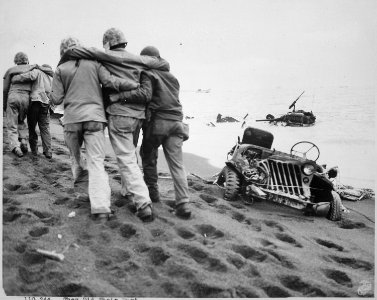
{"left": 216, "top": 127, "right": 342, "bottom": 221}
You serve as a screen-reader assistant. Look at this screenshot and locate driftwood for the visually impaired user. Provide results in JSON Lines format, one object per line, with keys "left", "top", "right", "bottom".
{"left": 36, "top": 249, "right": 65, "bottom": 262}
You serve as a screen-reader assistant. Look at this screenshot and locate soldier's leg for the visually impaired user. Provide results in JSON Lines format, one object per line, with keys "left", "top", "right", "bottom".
{"left": 64, "top": 123, "right": 87, "bottom": 193}
{"left": 140, "top": 132, "right": 160, "bottom": 203}
{"left": 83, "top": 121, "right": 111, "bottom": 214}
{"left": 38, "top": 103, "right": 52, "bottom": 156}
{"left": 27, "top": 101, "right": 39, "bottom": 153}
{"left": 162, "top": 134, "right": 190, "bottom": 206}
{"left": 6, "top": 93, "right": 22, "bottom": 153}
{"left": 18, "top": 92, "right": 30, "bottom": 153}
{"left": 108, "top": 115, "right": 152, "bottom": 212}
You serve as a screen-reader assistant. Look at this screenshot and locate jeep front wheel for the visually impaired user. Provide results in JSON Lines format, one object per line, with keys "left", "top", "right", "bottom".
{"left": 327, "top": 191, "right": 342, "bottom": 221}
{"left": 223, "top": 166, "right": 240, "bottom": 201}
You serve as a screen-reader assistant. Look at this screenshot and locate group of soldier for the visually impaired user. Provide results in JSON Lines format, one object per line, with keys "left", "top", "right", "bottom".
{"left": 3, "top": 27, "right": 192, "bottom": 222}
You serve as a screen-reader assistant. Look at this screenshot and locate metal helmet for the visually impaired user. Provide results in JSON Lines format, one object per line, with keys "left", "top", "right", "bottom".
{"left": 140, "top": 46, "right": 160, "bottom": 57}
{"left": 102, "top": 28, "right": 127, "bottom": 48}
{"left": 60, "top": 36, "right": 81, "bottom": 57}
{"left": 14, "top": 52, "right": 29, "bottom": 65}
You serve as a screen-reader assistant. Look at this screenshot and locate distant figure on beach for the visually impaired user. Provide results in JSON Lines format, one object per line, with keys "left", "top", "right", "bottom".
{"left": 51, "top": 36, "right": 138, "bottom": 222}
{"left": 110, "top": 46, "right": 192, "bottom": 219}
{"left": 58, "top": 28, "right": 170, "bottom": 222}
{"left": 11, "top": 64, "right": 54, "bottom": 158}
{"left": 3, "top": 52, "right": 34, "bottom": 157}
{"left": 216, "top": 113, "right": 239, "bottom": 123}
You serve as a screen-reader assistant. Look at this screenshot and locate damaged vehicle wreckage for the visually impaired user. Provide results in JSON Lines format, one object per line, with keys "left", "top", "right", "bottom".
{"left": 216, "top": 127, "right": 342, "bottom": 221}
{"left": 256, "top": 91, "right": 316, "bottom": 126}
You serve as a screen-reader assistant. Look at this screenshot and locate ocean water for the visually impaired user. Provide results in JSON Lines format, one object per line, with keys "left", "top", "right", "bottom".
{"left": 180, "top": 86, "right": 376, "bottom": 189}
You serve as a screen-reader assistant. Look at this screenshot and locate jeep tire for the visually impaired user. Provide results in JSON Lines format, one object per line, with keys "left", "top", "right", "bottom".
{"left": 327, "top": 191, "right": 342, "bottom": 221}
{"left": 223, "top": 166, "right": 240, "bottom": 201}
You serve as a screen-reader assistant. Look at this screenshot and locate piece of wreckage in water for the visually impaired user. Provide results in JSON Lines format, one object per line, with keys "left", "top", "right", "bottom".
{"left": 256, "top": 91, "right": 316, "bottom": 126}
{"left": 216, "top": 126, "right": 342, "bottom": 221}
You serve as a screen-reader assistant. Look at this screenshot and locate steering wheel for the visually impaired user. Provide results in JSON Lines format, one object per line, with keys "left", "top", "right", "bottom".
{"left": 290, "top": 141, "right": 320, "bottom": 161}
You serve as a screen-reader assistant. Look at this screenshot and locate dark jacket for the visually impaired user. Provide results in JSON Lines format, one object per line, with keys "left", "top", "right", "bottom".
{"left": 111, "top": 69, "right": 183, "bottom": 122}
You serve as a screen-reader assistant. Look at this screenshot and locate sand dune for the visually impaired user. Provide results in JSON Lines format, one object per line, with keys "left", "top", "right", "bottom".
{"left": 2, "top": 121, "right": 375, "bottom": 298}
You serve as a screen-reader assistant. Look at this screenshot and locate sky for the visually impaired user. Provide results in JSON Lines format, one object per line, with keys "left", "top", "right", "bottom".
{"left": 1, "top": 0, "right": 376, "bottom": 91}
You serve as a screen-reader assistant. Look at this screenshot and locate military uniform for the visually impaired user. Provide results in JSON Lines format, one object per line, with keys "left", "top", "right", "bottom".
{"left": 110, "top": 46, "right": 191, "bottom": 218}
{"left": 11, "top": 65, "right": 54, "bottom": 157}
{"left": 3, "top": 52, "right": 34, "bottom": 156}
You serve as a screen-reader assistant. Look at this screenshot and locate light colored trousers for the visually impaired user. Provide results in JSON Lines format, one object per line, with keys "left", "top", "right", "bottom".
{"left": 6, "top": 91, "right": 29, "bottom": 151}
{"left": 108, "top": 115, "right": 151, "bottom": 211}
{"left": 64, "top": 121, "right": 111, "bottom": 214}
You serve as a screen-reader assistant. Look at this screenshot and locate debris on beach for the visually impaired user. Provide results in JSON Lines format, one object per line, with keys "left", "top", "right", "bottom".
{"left": 256, "top": 91, "right": 316, "bottom": 126}
{"left": 216, "top": 113, "right": 239, "bottom": 123}
{"left": 68, "top": 211, "right": 76, "bottom": 218}
{"left": 35, "top": 249, "right": 65, "bottom": 262}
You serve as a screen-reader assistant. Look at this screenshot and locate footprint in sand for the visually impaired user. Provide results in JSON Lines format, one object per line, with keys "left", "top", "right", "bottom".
{"left": 3, "top": 183, "right": 21, "bottom": 191}
{"left": 339, "top": 219, "right": 367, "bottom": 229}
{"left": 315, "top": 238, "right": 344, "bottom": 251}
{"left": 110, "top": 248, "right": 131, "bottom": 262}
{"left": 27, "top": 182, "right": 41, "bottom": 190}
{"left": 53, "top": 196, "right": 70, "bottom": 205}
{"left": 22, "top": 250, "right": 46, "bottom": 265}
{"left": 165, "top": 262, "right": 196, "bottom": 280}
{"left": 264, "top": 248, "right": 295, "bottom": 269}
{"left": 260, "top": 238, "right": 277, "bottom": 248}
{"left": 176, "top": 227, "right": 196, "bottom": 240}
{"left": 14, "top": 242, "right": 27, "bottom": 253}
{"left": 279, "top": 275, "right": 326, "bottom": 297}
{"left": 18, "top": 265, "right": 44, "bottom": 284}
{"left": 148, "top": 246, "right": 170, "bottom": 266}
{"left": 231, "top": 212, "right": 262, "bottom": 231}
{"left": 178, "top": 244, "right": 228, "bottom": 272}
{"left": 29, "top": 226, "right": 49, "bottom": 237}
{"left": 161, "top": 282, "right": 190, "bottom": 297}
{"left": 275, "top": 233, "right": 303, "bottom": 248}
{"left": 190, "top": 281, "right": 230, "bottom": 298}
{"left": 199, "top": 193, "right": 218, "bottom": 204}
{"left": 3, "top": 210, "right": 23, "bottom": 223}
{"left": 322, "top": 269, "right": 353, "bottom": 287}
{"left": 234, "top": 286, "right": 262, "bottom": 298}
{"left": 27, "top": 209, "right": 52, "bottom": 220}
{"left": 226, "top": 254, "right": 246, "bottom": 269}
{"left": 119, "top": 223, "right": 137, "bottom": 239}
{"left": 328, "top": 255, "right": 373, "bottom": 271}
{"left": 54, "top": 283, "right": 94, "bottom": 297}
{"left": 231, "top": 211, "right": 247, "bottom": 223}
{"left": 231, "top": 244, "right": 268, "bottom": 262}
{"left": 264, "top": 220, "right": 285, "bottom": 232}
{"left": 215, "top": 204, "right": 231, "bottom": 214}
{"left": 262, "top": 285, "right": 292, "bottom": 297}
{"left": 195, "top": 224, "right": 225, "bottom": 239}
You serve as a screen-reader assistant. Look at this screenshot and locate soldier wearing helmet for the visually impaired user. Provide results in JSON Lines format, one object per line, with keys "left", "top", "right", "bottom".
{"left": 3, "top": 52, "right": 36, "bottom": 157}
{"left": 57, "top": 28, "right": 172, "bottom": 222}
{"left": 102, "top": 27, "right": 127, "bottom": 50}
{"left": 109, "top": 46, "right": 192, "bottom": 218}
{"left": 50, "top": 36, "right": 139, "bottom": 222}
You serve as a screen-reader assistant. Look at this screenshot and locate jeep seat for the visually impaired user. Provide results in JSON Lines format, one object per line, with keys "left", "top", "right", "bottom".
{"left": 241, "top": 127, "right": 274, "bottom": 149}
